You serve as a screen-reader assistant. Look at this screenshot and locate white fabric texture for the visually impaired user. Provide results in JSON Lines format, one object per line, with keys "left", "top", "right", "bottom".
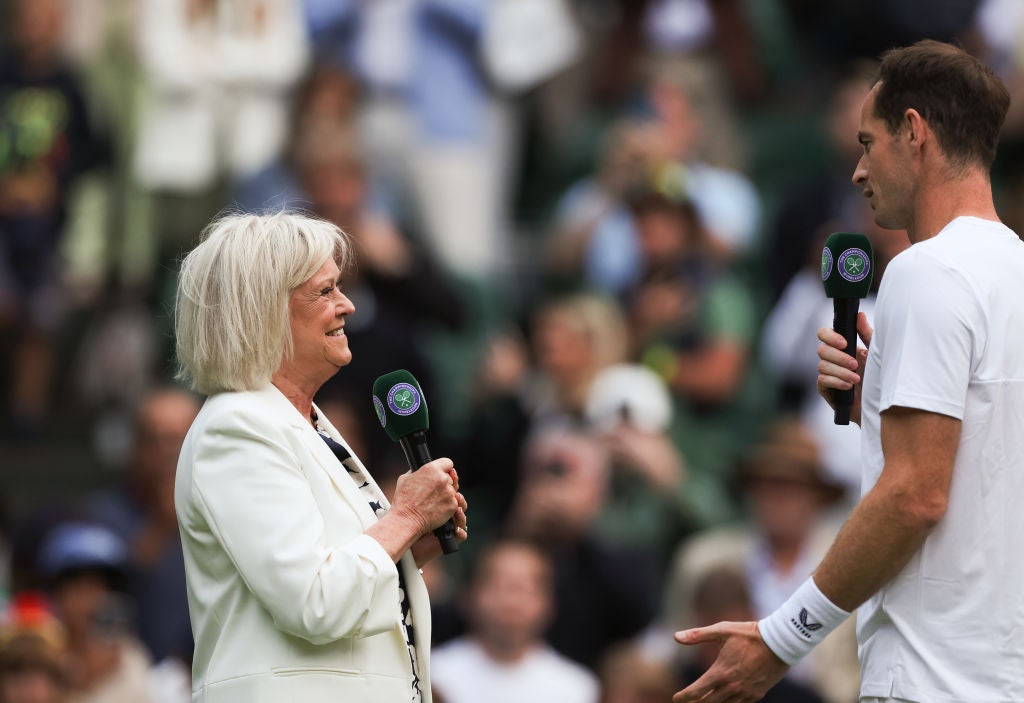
{"left": 431, "top": 638, "right": 598, "bottom": 703}
{"left": 176, "top": 384, "right": 432, "bottom": 703}
{"left": 759, "top": 577, "right": 851, "bottom": 666}
{"left": 857, "top": 216, "right": 1024, "bottom": 702}
{"left": 134, "top": 0, "right": 309, "bottom": 190}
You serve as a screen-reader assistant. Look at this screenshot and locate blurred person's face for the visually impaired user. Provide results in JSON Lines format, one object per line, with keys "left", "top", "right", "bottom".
{"left": 636, "top": 207, "right": 691, "bottom": 264}
{"left": 600, "top": 127, "right": 650, "bottom": 192}
{"left": 829, "top": 78, "right": 874, "bottom": 167}
{"left": 12, "top": 0, "right": 65, "bottom": 63}
{"left": 469, "top": 545, "right": 551, "bottom": 652}
{"left": 533, "top": 311, "right": 593, "bottom": 392}
{"left": 133, "top": 392, "right": 199, "bottom": 478}
{"left": 132, "top": 392, "right": 199, "bottom": 523}
{"left": 693, "top": 604, "right": 751, "bottom": 671}
{"left": 301, "top": 161, "right": 367, "bottom": 224}
{"left": 301, "top": 73, "right": 359, "bottom": 124}
{"left": 281, "top": 259, "right": 355, "bottom": 390}
{"left": 852, "top": 85, "right": 915, "bottom": 232}
{"left": 649, "top": 81, "right": 700, "bottom": 157}
{"left": 516, "top": 435, "right": 608, "bottom": 538}
{"left": 50, "top": 572, "right": 110, "bottom": 640}
{"left": 1, "top": 670, "right": 63, "bottom": 703}
{"left": 600, "top": 655, "right": 677, "bottom": 703}
{"left": 746, "top": 477, "right": 824, "bottom": 547}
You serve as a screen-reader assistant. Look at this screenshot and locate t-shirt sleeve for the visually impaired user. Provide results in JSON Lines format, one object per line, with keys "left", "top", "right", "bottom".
{"left": 874, "top": 252, "right": 982, "bottom": 419}
{"left": 703, "top": 275, "right": 757, "bottom": 347}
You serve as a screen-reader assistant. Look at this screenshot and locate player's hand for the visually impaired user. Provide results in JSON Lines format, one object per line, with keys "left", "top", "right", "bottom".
{"left": 673, "top": 621, "right": 789, "bottom": 703}
{"left": 817, "top": 312, "right": 873, "bottom": 425}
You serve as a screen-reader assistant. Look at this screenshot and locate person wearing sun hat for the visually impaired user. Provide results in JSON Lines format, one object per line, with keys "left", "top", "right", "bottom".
{"left": 663, "top": 419, "right": 860, "bottom": 703}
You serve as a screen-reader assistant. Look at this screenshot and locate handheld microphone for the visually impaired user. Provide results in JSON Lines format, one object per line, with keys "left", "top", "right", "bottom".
{"left": 371, "top": 370, "right": 458, "bottom": 554}
{"left": 821, "top": 232, "right": 874, "bottom": 425}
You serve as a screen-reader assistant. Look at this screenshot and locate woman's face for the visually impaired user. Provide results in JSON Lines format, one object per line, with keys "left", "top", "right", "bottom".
{"left": 534, "top": 311, "right": 593, "bottom": 390}
{"left": 284, "top": 258, "right": 355, "bottom": 387}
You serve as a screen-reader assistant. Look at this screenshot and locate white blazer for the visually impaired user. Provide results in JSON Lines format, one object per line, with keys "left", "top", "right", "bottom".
{"left": 175, "top": 383, "right": 433, "bottom": 703}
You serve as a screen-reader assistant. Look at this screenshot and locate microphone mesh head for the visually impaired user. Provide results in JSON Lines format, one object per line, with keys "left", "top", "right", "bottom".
{"left": 371, "top": 370, "right": 430, "bottom": 442}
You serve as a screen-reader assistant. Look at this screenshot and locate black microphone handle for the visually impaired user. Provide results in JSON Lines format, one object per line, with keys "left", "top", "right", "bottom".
{"left": 398, "top": 431, "right": 459, "bottom": 554}
{"left": 830, "top": 297, "right": 860, "bottom": 425}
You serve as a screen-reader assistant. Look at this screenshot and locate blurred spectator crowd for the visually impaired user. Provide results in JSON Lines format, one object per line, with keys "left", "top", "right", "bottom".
{"left": 2, "top": 0, "right": 1024, "bottom": 702}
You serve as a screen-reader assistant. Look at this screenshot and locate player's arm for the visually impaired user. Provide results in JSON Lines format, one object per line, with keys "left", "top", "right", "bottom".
{"left": 813, "top": 406, "right": 958, "bottom": 608}
{"left": 673, "top": 406, "right": 958, "bottom": 703}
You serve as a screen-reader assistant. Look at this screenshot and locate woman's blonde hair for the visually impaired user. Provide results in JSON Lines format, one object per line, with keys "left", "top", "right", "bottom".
{"left": 175, "top": 212, "right": 352, "bottom": 395}
{"left": 537, "top": 293, "right": 630, "bottom": 370}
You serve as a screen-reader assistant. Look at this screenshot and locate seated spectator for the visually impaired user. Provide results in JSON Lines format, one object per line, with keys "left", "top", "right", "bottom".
{"left": 625, "top": 173, "right": 754, "bottom": 410}
{"left": 453, "top": 294, "right": 629, "bottom": 543}
{"left": 431, "top": 539, "right": 598, "bottom": 703}
{"left": 0, "top": 592, "right": 67, "bottom": 703}
{"left": 585, "top": 363, "right": 691, "bottom": 566}
{"left": 291, "top": 122, "right": 467, "bottom": 406}
{"left": 36, "top": 523, "right": 158, "bottom": 703}
{"left": 623, "top": 171, "right": 759, "bottom": 526}
{"left": 83, "top": 387, "right": 200, "bottom": 665}
{"left": 234, "top": 62, "right": 362, "bottom": 212}
{"left": 662, "top": 420, "right": 859, "bottom": 703}
{"left": 597, "top": 640, "right": 677, "bottom": 703}
{"left": 0, "top": 0, "right": 106, "bottom": 438}
{"left": 637, "top": 59, "right": 761, "bottom": 261}
{"left": 545, "top": 122, "right": 651, "bottom": 295}
{"left": 545, "top": 58, "right": 761, "bottom": 295}
{"left": 678, "top": 566, "right": 825, "bottom": 703}
{"left": 505, "top": 431, "right": 659, "bottom": 670}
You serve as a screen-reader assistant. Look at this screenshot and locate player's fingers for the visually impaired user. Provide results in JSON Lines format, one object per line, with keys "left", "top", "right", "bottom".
{"left": 857, "top": 312, "right": 874, "bottom": 347}
{"left": 817, "top": 340, "right": 860, "bottom": 368}
{"left": 673, "top": 672, "right": 717, "bottom": 703}
{"left": 817, "top": 359, "right": 860, "bottom": 387}
{"left": 817, "top": 326, "right": 850, "bottom": 350}
{"left": 675, "top": 622, "right": 732, "bottom": 646}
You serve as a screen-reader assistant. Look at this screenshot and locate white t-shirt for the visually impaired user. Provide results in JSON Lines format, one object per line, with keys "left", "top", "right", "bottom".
{"left": 858, "top": 216, "right": 1024, "bottom": 702}
{"left": 431, "top": 638, "right": 599, "bottom": 703}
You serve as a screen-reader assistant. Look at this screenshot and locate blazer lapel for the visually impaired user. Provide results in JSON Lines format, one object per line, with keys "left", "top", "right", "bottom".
{"left": 256, "top": 384, "right": 380, "bottom": 529}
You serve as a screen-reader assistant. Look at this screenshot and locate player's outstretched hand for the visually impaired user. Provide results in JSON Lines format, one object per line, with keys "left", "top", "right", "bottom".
{"left": 673, "top": 621, "right": 789, "bottom": 703}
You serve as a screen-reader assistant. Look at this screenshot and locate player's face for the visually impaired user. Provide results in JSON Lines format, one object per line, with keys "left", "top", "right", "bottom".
{"left": 852, "top": 84, "right": 915, "bottom": 231}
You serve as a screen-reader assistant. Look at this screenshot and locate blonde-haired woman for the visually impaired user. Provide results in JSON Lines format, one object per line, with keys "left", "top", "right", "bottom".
{"left": 174, "top": 212, "right": 468, "bottom": 703}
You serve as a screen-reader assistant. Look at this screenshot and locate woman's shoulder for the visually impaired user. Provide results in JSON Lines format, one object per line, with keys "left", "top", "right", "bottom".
{"left": 194, "top": 384, "right": 299, "bottom": 435}
{"left": 202, "top": 384, "right": 288, "bottom": 412}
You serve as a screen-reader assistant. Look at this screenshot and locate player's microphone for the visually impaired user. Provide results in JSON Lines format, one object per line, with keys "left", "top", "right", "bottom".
{"left": 821, "top": 232, "right": 874, "bottom": 425}
{"left": 371, "top": 370, "right": 458, "bottom": 554}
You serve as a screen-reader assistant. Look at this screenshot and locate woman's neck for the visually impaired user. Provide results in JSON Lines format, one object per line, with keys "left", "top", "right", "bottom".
{"left": 271, "top": 373, "right": 317, "bottom": 427}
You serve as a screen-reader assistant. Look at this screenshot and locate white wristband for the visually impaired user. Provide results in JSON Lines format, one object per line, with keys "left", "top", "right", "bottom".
{"left": 758, "top": 577, "right": 850, "bottom": 666}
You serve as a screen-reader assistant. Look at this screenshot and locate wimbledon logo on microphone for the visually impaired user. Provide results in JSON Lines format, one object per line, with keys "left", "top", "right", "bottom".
{"left": 821, "top": 247, "right": 833, "bottom": 281}
{"left": 373, "top": 396, "right": 387, "bottom": 428}
{"left": 838, "top": 247, "right": 870, "bottom": 283}
{"left": 387, "top": 383, "right": 421, "bottom": 416}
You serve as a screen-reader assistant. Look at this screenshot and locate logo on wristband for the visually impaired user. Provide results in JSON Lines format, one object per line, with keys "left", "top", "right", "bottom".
{"left": 789, "top": 607, "right": 824, "bottom": 639}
